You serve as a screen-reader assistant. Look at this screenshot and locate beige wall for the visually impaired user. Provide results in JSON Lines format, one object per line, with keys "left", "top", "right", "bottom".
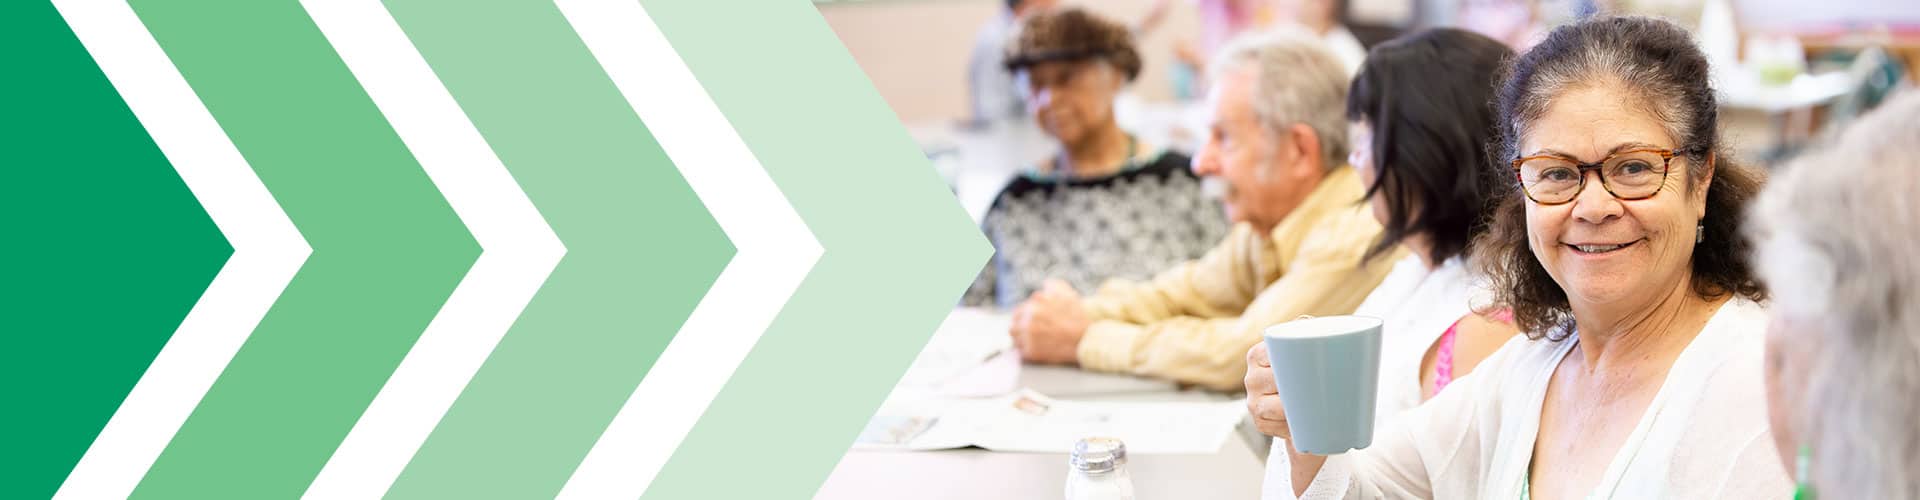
{"left": 819, "top": 0, "right": 1200, "bottom": 124}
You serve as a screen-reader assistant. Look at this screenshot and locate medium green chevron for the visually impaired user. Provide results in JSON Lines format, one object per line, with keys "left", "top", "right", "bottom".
{"left": 125, "top": 0, "right": 479, "bottom": 497}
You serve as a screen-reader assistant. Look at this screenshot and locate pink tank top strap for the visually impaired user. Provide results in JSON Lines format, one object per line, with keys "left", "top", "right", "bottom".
{"left": 1434, "top": 319, "right": 1461, "bottom": 392}
{"left": 1434, "top": 309, "right": 1516, "bottom": 394}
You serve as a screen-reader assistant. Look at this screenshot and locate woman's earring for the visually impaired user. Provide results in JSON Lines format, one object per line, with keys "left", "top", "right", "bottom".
{"left": 1794, "top": 445, "right": 1817, "bottom": 500}
{"left": 1697, "top": 224, "right": 1706, "bottom": 244}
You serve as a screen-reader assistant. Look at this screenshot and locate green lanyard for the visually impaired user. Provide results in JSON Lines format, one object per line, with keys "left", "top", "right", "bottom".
{"left": 1520, "top": 459, "right": 1533, "bottom": 500}
{"left": 1519, "top": 459, "right": 1609, "bottom": 500}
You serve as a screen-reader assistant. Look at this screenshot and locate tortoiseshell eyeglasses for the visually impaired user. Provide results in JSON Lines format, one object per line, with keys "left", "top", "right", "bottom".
{"left": 1512, "top": 147, "right": 1683, "bottom": 205}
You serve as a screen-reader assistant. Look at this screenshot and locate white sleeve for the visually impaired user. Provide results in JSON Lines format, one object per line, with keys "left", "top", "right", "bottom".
{"left": 1263, "top": 442, "right": 1360, "bottom": 500}
{"left": 1261, "top": 337, "right": 1528, "bottom": 499}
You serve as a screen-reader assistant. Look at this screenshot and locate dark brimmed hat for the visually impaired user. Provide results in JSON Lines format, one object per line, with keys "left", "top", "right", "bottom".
{"left": 1002, "top": 8, "right": 1141, "bottom": 81}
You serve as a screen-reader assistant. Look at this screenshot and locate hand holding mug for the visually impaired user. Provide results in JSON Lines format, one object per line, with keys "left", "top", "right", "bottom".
{"left": 1261, "top": 315, "right": 1383, "bottom": 455}
{"left": 1245, "top": 342, "right": 1292, "bottom": 440}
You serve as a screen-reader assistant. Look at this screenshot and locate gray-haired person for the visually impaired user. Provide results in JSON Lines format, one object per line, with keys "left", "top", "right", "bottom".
{"left": 1010, "top": 28, "right": 1397, "bottom": 390}
{"left": 1753, "top": 90, "right": 1920, "bottom": 500}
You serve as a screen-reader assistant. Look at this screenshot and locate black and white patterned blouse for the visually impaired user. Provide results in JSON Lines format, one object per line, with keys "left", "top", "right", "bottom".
{"left": 964, "top": 151, "right": 1230, "bottom": 308}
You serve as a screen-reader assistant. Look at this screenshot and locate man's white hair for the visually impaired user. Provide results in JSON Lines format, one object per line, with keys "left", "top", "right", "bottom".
{"left": 1207, "top": 27, "right": 1352, "bottom": 171}
{"left": 1748, "top": 90, "right": 1920, "bottom": 499}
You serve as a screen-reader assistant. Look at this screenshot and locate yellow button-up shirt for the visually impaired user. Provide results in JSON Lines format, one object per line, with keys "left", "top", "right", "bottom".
{"left": 1076, "top": 166, "right": 1401, "bottom": 390}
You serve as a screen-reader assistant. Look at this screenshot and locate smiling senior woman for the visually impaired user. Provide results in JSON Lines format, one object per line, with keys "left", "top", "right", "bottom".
{"left": 1753, "top": 92, "right": 1920, "bottom": 500}
{"left": 1246, "top": 16, "right": 1792, "bottom": 499}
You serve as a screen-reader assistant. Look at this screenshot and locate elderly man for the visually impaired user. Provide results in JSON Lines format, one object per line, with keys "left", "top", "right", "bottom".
{"left": 1010, "top": 31, "right": 1398, "bottom": 391}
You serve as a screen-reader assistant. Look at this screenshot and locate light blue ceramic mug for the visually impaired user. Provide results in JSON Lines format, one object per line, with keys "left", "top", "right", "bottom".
{"left": 1262, "top": 315, "right": 1384, "bottom": 455}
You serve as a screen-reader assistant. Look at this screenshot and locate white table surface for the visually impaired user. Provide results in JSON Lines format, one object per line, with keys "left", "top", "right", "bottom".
{"left": 817, "top": 309, "right": 1268, "bottom": 499}
{"left": 817, "top": 426, "right": 1267, "bottom": 500}
{"left": 1717, "top": 70, "right": 1855, "bottom": 114}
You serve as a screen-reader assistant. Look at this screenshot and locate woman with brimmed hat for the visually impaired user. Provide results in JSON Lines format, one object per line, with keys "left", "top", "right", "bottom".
{"left": 963, "top": 7, "right": 1228, "bottom": 309}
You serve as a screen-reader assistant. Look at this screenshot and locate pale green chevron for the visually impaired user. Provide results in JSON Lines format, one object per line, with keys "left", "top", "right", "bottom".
{"left": 379, "top": 0, "right": 733, "bottom": 498}
{"left": 636, "top": 0, "right": 992, "bottom": 498}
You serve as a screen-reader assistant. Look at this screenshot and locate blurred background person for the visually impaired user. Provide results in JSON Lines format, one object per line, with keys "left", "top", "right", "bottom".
{"left": 1009, "top": 31, "right": 1395, "bottom": 391}
{"left": 1255, "top": 27, "right": 1522, "bottom": 492}
{"left": 1139, "top": 0, "right": 1284, "bottom": 86}
{"left": 1275, "top": 0, "right": 1369, "bottom": 74}
{"left": 1137, "top": 0, "right": 1374, "bottom": 98}
{"left": 968, "top": 0, "right": 1061, "bottom": 127}
{"left": 1458, "top": 0, "right": 1551, "bottom": 50}
{"left": 1249, "top": 16, "right": 1789, "bottom": 498}
{"left": 964, "top": 8, "right": 1230, "bottom": 308}
{"left": 1752, "top": 90, "right": 1920, "bottom": 500}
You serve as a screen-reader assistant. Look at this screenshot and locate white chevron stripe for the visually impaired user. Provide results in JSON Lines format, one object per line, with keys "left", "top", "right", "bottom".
{"left": 297, "top": 1, "right": 567, "bottom": 498}
{"left": 554, "top": 0, "right": 822, "bottom": 497}
{"left": 49, "top": 1, "right": 312, "bottom": 498}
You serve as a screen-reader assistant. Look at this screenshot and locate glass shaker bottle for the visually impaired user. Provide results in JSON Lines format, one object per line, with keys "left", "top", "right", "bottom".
{"left": 1065, "top": 437, "right": 1135, "bottom": 500}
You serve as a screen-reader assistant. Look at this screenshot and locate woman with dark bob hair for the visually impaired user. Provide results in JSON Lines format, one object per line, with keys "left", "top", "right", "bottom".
{"left": 1246, "top": 16, "right": 1792, "bottom": 499}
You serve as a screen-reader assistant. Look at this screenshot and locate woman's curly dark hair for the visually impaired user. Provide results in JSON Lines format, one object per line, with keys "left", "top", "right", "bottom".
{"left": 1003, "top": 7, "right": 1141, "bottom": 81}
{"left": 1479, "top": 16, "right": 1767, "bottom": 340}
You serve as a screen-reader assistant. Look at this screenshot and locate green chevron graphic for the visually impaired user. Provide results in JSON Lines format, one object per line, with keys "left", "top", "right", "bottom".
{"left": 124, "top": 0, "right": 479, "bottom": 498}
{"left": 8, "top": 0, "right": 988, "bottom": 497}
{"left": 0, "top": 3, "right": 231, "bottom": 499}
{"left": 379, "top": 0, "right": 732, "bottom": 498}
{"left": 635, "top": 0, "right": 992, "bottom": 498}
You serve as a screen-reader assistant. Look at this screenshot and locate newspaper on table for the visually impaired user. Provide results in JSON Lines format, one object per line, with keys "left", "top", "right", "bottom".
{"left": 855, "top": 389, "right": 1245, "bottom": 455}
{"left": 892, "top": 308, "right": 1014, "bottom": 390}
